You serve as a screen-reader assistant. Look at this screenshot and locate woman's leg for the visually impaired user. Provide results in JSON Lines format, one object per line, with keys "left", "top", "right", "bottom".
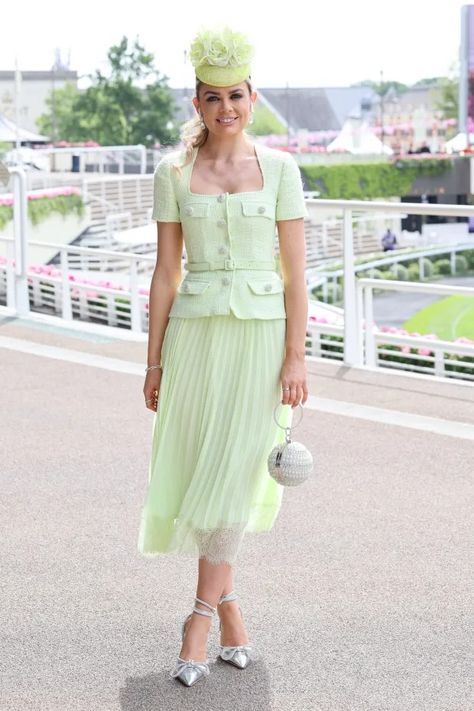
{"left": 216, "top": 565, "right": 250, "bottom": 647}
{"left": 179, "top": 558, "right": 249, "bottom": 660}
{"left": 179, "top": 558, "right": 230, "bottom": 661}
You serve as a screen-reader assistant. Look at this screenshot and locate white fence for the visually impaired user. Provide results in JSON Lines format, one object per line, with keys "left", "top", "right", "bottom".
{"left": 303, "top": 198, "right": 474, "bottom": 371}
{"left": 2, "top": 187, "right": 474, "bottom": 382}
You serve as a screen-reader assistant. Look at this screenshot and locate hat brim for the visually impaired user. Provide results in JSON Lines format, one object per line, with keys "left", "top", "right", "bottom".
{"left": 195, "top": 64, "right": 251, "bottom": 87}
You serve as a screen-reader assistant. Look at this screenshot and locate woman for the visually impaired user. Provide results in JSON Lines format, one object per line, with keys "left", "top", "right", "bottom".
{"left": 137, "top": 25, "right": 309, "bottom": 687}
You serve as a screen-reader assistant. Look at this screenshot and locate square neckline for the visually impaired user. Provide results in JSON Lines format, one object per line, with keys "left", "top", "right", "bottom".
{"left": 187, "top": 143, "right": 266, "bottom": 197}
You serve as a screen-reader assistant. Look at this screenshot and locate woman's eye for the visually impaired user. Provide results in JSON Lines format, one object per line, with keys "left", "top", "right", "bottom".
{"left": 206, "top": 94, "right": 243, "bottom": 102}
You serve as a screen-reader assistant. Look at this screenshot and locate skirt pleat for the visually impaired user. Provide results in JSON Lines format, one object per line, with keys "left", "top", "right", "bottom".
{"left": 137, "top": 312, "right": 293, "bottom": 566}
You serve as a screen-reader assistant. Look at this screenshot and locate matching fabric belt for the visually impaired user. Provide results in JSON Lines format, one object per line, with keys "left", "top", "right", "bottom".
{"left": 184, "top": 258, "right": 277, "bottom": 272}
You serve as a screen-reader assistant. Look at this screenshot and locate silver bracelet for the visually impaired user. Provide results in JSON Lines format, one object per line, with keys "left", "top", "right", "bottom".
{"left": 145, "top": 364, "right": 163, "bottom": 373}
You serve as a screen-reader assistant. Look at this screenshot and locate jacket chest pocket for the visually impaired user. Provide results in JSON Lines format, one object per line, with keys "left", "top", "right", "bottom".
{"left": 181, "top": 203, "right": 210, "bottom": 219}
{"left": 240, "top": 200, "right": 275, "bottom": 220}
{"left": 177, "top": 279, "right": 211, "bottom": 294}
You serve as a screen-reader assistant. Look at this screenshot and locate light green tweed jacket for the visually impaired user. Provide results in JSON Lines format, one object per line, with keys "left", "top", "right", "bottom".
{"left": 151, "top": 143, "right": 309, "bottom": 320}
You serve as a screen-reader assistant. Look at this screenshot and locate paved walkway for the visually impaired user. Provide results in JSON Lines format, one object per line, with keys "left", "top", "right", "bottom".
{"left": 1, "top": 312, "right": 473, "bottom": 711}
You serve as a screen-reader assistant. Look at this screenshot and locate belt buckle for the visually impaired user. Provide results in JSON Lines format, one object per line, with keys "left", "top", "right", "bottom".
{"left": 224, "top": 258, "right": 235, "bottom": 270}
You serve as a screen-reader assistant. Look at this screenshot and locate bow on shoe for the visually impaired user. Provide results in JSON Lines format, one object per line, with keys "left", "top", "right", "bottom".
{"left": 170, "top": 658, "right": 210, "bottom": 678}
{"left": 219, "top": 645, "right": 252, "bottom": 661}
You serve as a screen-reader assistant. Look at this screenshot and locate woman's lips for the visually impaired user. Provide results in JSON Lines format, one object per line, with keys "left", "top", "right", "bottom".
{"left": 217, "top": 117, "right": 238, "bottom": 124}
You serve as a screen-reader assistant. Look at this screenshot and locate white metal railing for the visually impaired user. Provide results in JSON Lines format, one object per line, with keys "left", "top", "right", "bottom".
{"left": 307, "top": 242, "right": 474, "bottom": 291}
{"left": 0, "top": 237, "right": 155, "bottom": 332}
{"left": 3, "top": 188, "right": 474, "bottom": 382}
{"left": 355, "top": 278, "right": 474, "bottom": 381}
{"left": 304, "top": 198, "right": 474, "bottom": 369}
{"left": 27, "top": 145, "right": 147, "bottom": 174}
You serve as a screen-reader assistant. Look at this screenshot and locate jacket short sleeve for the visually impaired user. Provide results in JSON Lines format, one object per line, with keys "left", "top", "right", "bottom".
{"left": 275, "top": 153, "right": 309, "bottom": 221}
{"left": 151, "top": 157, "right": 181, "bottom": 222}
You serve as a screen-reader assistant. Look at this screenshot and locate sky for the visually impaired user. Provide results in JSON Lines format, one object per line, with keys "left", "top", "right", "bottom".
{"left": 3, "top": 0, "right": 467, "bottom": 89}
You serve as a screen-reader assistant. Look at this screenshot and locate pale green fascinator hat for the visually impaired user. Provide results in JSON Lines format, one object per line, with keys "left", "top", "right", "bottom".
{"left": 189, "top": 25, "right": 255, "bottom": 87}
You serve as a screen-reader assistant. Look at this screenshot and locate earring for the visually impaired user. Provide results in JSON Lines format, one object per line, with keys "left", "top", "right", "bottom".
{"left": 198, "top": 112, "right": 206, "bottom": 129}
{"left": 248, "top": 111, "right": 254, "bottom": 125}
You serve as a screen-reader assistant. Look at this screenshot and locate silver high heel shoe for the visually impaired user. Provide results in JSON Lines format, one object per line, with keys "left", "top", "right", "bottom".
{"left": 170, "top": 596, "right": 216, "bottom": 687}
{"left": 218, "top": 590, "right": 252, "bottom": 669}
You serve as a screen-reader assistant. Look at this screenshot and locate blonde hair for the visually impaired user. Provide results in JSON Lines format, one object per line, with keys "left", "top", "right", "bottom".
{"left": 172, "top": 77, "right": 254, "bottom": 177}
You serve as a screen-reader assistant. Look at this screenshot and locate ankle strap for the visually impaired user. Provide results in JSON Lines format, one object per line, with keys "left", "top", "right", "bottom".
{"left": 219, "top": 590, "right": 238, "bottom": 604}
{"left": 193, "top": 596, "right": 217, "bottom": 618}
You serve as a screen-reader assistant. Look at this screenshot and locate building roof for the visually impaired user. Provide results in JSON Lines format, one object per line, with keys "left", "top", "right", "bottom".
{"left": 0, "top": 70, "right": 77, "bottom": 81}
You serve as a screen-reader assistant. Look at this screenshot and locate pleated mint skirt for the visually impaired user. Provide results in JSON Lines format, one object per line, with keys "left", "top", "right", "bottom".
{"left": 137, "top": 312, "right": 293, "bottom": 566}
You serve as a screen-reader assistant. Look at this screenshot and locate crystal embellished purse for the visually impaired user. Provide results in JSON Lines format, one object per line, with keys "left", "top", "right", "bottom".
{"left": 267, "top": 403, "right": 313, "bottom": 486}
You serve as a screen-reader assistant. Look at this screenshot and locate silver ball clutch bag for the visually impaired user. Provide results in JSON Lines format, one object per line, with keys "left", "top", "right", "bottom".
{"left": 267, "top": 403, "right": 313, "bottom": 486}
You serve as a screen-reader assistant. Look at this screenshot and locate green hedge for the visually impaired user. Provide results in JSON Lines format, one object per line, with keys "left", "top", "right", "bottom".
{"left": 0, "top": 194, "right": 85, "bottom": 230}
{"left": 301, "top": 158, "right": 453, "bottom": 199}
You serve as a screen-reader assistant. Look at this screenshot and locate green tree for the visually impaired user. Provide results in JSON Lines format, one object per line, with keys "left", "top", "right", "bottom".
{"left": 247, "top": 104, "right": 287, "bottom": 136}
{"left": 433, "top": 62, "right": 459, "bottom": 121}
{"left": 36, "top": 81, "right": 80, "bottom": 140}
{"left": 37, "top": 36, "right": 178, "bottom": 146}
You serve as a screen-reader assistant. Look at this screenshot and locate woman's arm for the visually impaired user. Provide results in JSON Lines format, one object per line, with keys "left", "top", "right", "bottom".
{"left": 144, "top": 221, "right": 183, "bottom": 411}
{"left": 277, "top": 216, "right": 309, "bottom": 408}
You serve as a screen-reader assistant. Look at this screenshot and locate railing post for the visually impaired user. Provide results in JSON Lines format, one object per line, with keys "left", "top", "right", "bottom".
{"left": 308, "top": 326, "right": 322, "bottom": 357}
{"left": 434, "top": 349, "right": 445, "bottom": 377}
{"left": 342, "top": 208, "right": 360, "bottom": 366}
{"left": 60, "top": 248, "right": 72, "bottom": 321}
{"left": 321, "top": 277, "right": 327, "bottom": 302}
{"left": 450, "top": 250, "right": 456, "bottom": 275}
{"left": 6, "top": 241, "right": 15, "bottom": 309}
{"left": 356, "top": 278, "right": 364, "bottom": 365}
{"left": 130, "top": 257, "right": 141, "bottom": 332}
{"left": 11, "top": 167, "right": 30, "bottom": 316}
{"left": 82, "top": 177, "right": 88, "bottom": 204}
{"left": 363, "top": 285, "right": 377, "bottom": 367}
{"left": 140, "top": 145, "right": 146, "bottom": 174}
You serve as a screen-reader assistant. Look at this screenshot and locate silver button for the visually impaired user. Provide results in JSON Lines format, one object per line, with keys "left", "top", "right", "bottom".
{"left": 182, "top": 283, "right": 190, "bottom": 292}
{"left": 222, "top": 277, "right": 230, "bottom": 286}
{"left": 218, "top": 245, "right": 227, "bottom": 255}
{"left": 184, "top": 206, "right": 194, "bottom": 216}
{"left": 217, "top": 194, "right": 225, "bottom": 203}
{"left": 258, "top": 205, "right": 266, "bottom": 214}
{"left": 264, "top": 283, "right": 272, "bottom": 292}
{"left": 217, "top": 219, "right": 226, "bottom": 227}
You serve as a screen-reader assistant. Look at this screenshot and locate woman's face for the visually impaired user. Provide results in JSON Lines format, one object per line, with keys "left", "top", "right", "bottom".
{"left": 193, "top": 81, "right": 257, "bottom": 134}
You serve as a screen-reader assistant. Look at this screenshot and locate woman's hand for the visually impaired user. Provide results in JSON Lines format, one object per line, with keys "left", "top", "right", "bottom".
{"left": 143, "top": 369, "right": 163, "bottom": 412}
{"left": 280, "top": 356, "right": 308, "bottom": 408}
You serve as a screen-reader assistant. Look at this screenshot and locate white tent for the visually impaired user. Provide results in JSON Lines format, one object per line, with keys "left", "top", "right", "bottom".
{"left": 0, "top": 113, "right": 49, "bottom": 143}
{"left": 444, "top": 132, "right": 474, "bottom": 153}
{"left": 327, "top": 118, "right": 393, "bottom": 155}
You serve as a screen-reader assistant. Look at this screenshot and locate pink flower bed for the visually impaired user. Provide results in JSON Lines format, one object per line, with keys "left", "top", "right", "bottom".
{"left": 1, "top": 258, "right": 150, "bottom": 302}
{"left": 308, "top": 316, "right": 474, "bottom": 356}
{"left": 378, "top": 325, "right": 474, "bottom": 356}
{"left": 0, "top": 186, "right": 81, "bottom": 207}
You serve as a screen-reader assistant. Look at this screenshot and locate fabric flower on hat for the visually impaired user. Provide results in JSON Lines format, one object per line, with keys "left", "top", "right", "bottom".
{"left": 189, "top": 25, "right": 254, "bottom": 86}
